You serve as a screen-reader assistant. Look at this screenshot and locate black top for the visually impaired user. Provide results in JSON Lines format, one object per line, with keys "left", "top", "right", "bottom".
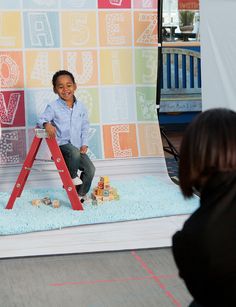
{"left": 172, "top": 172, "right": 236, "bottom": 307}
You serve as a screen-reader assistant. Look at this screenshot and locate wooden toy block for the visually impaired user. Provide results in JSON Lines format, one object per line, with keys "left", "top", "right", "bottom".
{"left": 97, "top": 188, "right": 103, "bottom": 196}
{"left": 91, "top": 175, "right": 119, "bottom": 205}
{"left": 52, "top": 199, "right": 60, "bottom": 208}
{"left": 100, "top": 176, "right": 109, "bottom": 184}
{"left": 92, "top": 195, "right": 101, "bottom": 201}
{"left": 98, "top": 182, "right": 104, "bottom": 189}
{"left": 32, "top": 199, "right": 41, "bottom": 206}
{"left": 42, "top": 196, "right": 52, "bottom": 205}
{"left": 92, "top": 200, "right": 98, "bottom": 206}
{"left": 103, "top": 189, "right": 109, "bottom": 196}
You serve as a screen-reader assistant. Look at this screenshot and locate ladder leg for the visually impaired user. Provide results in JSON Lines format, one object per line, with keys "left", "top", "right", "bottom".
{"left": 46, "top": 138, "right": 83, "bottom": 211}
{"left": 6, "top": 136, "right": 42, "bottom": 209}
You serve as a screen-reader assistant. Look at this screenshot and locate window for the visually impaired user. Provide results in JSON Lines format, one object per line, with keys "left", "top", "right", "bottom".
{"left": 162, "top": 0, "right": 200, "bottom": 42}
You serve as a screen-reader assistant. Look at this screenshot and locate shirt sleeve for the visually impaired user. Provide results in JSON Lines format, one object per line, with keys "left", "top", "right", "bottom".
{"left": 37, "top": 104, "right": 55, "bottom": 128}
{"left": 80, "top": 105, "right": 90, "bottom": 146}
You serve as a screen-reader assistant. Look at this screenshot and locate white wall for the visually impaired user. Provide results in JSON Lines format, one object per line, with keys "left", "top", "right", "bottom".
{"left": 200, "top": 0, "right": 236, "bottom": 111}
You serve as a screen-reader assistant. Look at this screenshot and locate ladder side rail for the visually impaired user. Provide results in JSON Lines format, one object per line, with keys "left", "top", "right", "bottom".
{"left": 6, "top": 136, "right": 42, "bottom": 209}
{"left": 46, "top": 137, "right": 83, "bottom": 211}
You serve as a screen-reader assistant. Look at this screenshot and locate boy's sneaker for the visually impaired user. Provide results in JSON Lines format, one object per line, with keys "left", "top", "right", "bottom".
{"left": 79, "top": 196, "right": 85, "bottom": 203}
{"left": 79, "top": 194, "right": 91, "bottom": 204}
{"left": 72, "top": 177, "right": 83, "bottom": 186}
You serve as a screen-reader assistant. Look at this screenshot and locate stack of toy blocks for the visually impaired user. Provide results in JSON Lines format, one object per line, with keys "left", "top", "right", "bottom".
{"left": 91, "top": 176, "right": 119, "bottom": 205}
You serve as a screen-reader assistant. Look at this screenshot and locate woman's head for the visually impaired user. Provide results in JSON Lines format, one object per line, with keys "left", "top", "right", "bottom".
{"left": 179, "top": 108, "right": 236, "bottom": 198}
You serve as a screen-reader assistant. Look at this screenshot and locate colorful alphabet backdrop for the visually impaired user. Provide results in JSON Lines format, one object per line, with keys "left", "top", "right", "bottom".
{"left": 0, "top": 0, "right": 162, "bottom": 167}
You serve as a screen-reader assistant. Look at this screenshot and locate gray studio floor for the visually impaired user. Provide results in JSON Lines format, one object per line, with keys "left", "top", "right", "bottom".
{"left": 0, "top": 248, "right": 193, "bottom": 307}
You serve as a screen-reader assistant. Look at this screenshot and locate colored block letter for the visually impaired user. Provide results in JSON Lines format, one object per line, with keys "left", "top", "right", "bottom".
{"left": 24, "top": 12, "right": 60, "bottom": 48}
{"left": 61, "top": 12, "right": 97, "bottom": 48}
{"left": 134, "top": 11, "right": 158, "bottom": 46}
{"left": 0, "top": 129, "right": 26, "bottom": 165}
{"left": 99, "top": 11, "right": 132, "bottom": 46}
{"left": 64, "top": 50, "right": 98, "bottom": 86}
{"left": 0, "top": 12, "right": 22, "bottom": 48}
{"left": 0, "top": 52, "right": 24, "bottom": 88}
{"left": 138, "top": 123, "right": 164, "bottom": 157}
{"left": 100, "top": 49, "right": 132, "bottom": 85}
{"left": 103, "top": 124, "right": 138, "bottom": 158}
{"left": 0, "top": 91, "right": 25, "bottom": 127}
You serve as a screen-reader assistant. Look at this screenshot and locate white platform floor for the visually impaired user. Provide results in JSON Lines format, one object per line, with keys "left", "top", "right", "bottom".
{"left": 0, "top": 215, "right": 189, "bottom": 258}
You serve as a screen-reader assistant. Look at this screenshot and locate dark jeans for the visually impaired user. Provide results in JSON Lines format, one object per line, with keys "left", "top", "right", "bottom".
{"left": 60, "top": 143, "right": 95, "bottom": 196}
{"left": 189, "top": 301, "right": 204, "bottom": 307}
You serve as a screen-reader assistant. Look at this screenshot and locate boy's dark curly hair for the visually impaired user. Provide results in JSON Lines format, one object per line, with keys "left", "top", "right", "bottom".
{"left": 52, "top": 70, "right": 75, "bottom": 87}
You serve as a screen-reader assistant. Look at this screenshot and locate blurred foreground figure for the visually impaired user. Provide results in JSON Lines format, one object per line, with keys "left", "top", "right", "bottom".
{"left": 172, "top": 108, "right": 236, "bottom": 307}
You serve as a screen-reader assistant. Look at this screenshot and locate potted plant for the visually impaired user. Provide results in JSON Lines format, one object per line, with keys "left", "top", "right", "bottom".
{"left": 178, "top": 10, "right": 195, "bottom": 32}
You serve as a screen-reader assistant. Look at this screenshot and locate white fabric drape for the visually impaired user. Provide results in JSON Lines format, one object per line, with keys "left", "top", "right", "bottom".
{"left": 200, "top": 0, "right": 236, "bottom": 111}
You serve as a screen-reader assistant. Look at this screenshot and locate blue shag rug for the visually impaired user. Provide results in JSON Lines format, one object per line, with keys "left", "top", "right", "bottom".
{"left": 0, "top": 176, "right": 199, "bottom": 235}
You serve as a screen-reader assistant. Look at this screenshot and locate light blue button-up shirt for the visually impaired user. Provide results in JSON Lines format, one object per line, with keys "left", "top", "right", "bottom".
{"left": 37, "top": 97, "right": 89, "bottom": 149}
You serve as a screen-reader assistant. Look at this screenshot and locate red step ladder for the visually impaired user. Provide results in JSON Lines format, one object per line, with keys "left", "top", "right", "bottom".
{"left": 6, "top": 129, "right": 83, "bottom": 211}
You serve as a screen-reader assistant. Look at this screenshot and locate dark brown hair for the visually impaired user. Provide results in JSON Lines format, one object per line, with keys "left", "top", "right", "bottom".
{"left": 52, "top": 70, "right": 75, "bottom": 87}
{"left": 179, "top": 108, "right": 236, "bottom": 198}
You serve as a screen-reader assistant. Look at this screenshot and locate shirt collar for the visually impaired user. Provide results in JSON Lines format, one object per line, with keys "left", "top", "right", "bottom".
{"left": 57, "top": 96, "right": 78, "bottom": 106}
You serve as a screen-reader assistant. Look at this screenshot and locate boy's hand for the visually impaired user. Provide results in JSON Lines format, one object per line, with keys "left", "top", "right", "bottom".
{"left": 44, "top": 123, "right": 56, "bottom": 138}
{"left": 80, "top": 145, "right": 88, "bottom": 154}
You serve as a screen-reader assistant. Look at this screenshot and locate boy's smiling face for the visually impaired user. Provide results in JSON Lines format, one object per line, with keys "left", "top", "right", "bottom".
{"left": 53, "top": 74, "right": 77, "bottom": 104}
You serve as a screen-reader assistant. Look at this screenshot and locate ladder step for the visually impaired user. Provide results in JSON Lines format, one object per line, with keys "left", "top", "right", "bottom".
{"left": 35, "top": 158, "right": 54, "bottom": 162}
{"left": 24, "top": 167, "right": 64, "bottom": 173}
{"left": 35, "top": 128, "right": 48, "bottom": 138}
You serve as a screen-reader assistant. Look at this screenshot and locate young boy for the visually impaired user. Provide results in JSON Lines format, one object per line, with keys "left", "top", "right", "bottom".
{"left": 37, "top": 70, "right": 95, "bottom": 200}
